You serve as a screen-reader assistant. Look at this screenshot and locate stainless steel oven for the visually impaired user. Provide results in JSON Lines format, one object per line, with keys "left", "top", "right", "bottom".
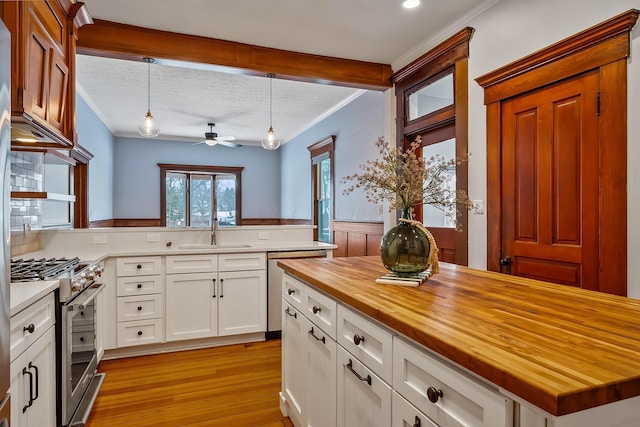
{"left": 61, "top": 280, "right": 105, "bottom": 427}
{"left": 10, "top": 257, "right": 106, "bottom": 426}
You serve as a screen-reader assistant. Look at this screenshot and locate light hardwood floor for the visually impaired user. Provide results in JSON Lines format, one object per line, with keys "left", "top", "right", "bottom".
{"left": 86, "top": 339, "right": 293, "bottom": 427}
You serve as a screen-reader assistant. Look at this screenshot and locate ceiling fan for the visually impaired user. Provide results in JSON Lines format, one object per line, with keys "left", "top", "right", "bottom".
{"left": 195, "top": 123, "right": 240, "bottom": 147}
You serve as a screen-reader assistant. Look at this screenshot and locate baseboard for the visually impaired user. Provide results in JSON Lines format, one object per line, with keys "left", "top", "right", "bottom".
{"left": 100, "top": 332, "right": 265, "bottom": 360}
{"left": 265, "top": 330, "right": 282, "bottom": 340}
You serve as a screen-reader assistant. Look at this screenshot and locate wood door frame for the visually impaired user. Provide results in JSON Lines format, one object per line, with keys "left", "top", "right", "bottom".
{"left": 476, "top": 10, "right": 638, "bottom": 295}
{"left": 392, "top": 27, "right": 472, "bottom": 266}
{"left": 308, "top": 135, "right": 336, "bottom": 242}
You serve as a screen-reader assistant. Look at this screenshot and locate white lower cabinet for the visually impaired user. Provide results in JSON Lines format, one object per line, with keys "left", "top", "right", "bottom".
{"left": 393, "top": 336, "right": 511, "bottom": 427}
{"left": 304, "top": 316, "right": 337, "bottom": 427}
{"left": 165, "top": 254, "right": 266, "bottom": 341}
{"left": 10, "top": 293, "right": 56, "bottom": 427}
{"left": 336, "top": 345, "right": 391, "bottom": 427}
{"left": 282, "top": 302, "right": 306, "bottom": 427}
{"left": 392, "top": 391, "right": 438, "bottom": 427}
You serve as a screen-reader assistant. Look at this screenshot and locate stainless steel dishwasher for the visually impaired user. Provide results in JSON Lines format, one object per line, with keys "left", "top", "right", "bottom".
{"left": 266, "top": 249, "right": 328, "bottom": 338}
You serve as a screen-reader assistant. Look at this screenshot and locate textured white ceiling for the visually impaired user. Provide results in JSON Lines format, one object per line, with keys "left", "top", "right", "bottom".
{"left": 77, "top": 0, "right": 500, "bottom": 146}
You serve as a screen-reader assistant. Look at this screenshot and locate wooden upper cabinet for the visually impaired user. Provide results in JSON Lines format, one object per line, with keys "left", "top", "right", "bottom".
{"left": 0, "top": 0, "right": 91, "bottom": 148}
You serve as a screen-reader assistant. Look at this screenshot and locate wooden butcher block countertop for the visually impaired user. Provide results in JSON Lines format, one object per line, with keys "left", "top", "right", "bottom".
{"left": 277, "top": 256, "right": 640, "bottom": 417}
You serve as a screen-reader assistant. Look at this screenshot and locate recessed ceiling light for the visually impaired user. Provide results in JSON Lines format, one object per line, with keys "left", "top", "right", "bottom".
{"left": 403, "top": 0, "right": 420, "bottom": 8}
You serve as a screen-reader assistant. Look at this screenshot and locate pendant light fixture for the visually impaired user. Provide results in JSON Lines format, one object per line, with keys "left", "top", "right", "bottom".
{"left": 403, "top": 0, "right": 420, "bottom": 8}
{"left": 261, "top": 73, "right": 280, "bottom": 150}
{"left": 138, "top": 57, "right": 160, "bottom": 137}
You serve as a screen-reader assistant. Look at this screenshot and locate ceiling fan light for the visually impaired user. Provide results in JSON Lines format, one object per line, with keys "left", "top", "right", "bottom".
{"left": 261, "top": 126, "right": 280, "bottom": 150}
{"left": 204, "top": 138, "right": 217, "bottom": 147}
{"left": 138, "top": 111, "right": 160, "bottom": 137}
{"left": 403, "top": 0, "right": 420, "bottom": 8}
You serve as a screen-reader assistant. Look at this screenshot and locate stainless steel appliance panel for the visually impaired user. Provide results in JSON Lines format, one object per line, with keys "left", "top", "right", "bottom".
{"left": 0, "top": 17, "right": 12, "bottom": 426}
{"left": 266, "top": 250, "right": 328, "bottom": 336}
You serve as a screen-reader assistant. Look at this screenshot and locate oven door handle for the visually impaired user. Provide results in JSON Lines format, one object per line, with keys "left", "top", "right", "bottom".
{"left": 69, "top": 283, "right": 106, "bottom": 311}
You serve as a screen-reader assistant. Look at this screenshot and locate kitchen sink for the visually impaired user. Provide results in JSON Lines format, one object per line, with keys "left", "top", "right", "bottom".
{"left": 177, "top": 243, "right": 251, "bottom": 250}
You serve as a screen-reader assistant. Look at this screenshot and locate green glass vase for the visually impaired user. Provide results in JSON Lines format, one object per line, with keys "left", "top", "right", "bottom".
{"left": 380, "top": 208, "right": 431, "bottom": 277}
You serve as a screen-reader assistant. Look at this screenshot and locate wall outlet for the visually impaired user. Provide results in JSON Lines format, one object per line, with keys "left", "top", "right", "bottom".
{"left": 472, "top": 200, "right": 484, "bottom": 215}
{"left": 378, "top": 205, "right": 384, "bottom": 214}
{"left": 258, "top": 231, "right": 269, "bottom": 240}
{"left": 147, "top": 232, "right": 160, "bottom": 242}
{"left": 92, "top": 234, "right": 107, "bottom": 244}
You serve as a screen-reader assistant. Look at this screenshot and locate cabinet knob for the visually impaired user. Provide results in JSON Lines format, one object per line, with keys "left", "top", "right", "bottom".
{"left": 427, "top": 386, "right": 443, "bottom": 403}
{"left": 136, "top": 264, "right": 142, "bottom": 269}
{"left": 80, "top": 336, "right": 84, "bottom": 342}
{"left": 137, "top": 306, "right": 142, "bottom": 311}
{"left": 137, "top": 283, "right": 143, "bottom": 289}
{"left": 138, "top": 331, "right": 143, "bottom": 336}
{"left": 353, "top": 334, "right": 365, "bottom": 346}
{"left": 287, "top": 288, "right": 294, "bottom": 295}
{"left": 312, "top": 305, "right": 321, "bottom": 314}
{"left": 23, "top": 323, "right": 35, "bottom": 334}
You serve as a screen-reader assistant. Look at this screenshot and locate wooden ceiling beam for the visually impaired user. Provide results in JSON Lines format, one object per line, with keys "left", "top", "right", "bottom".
{"left": 77, "top": 19, "right": 393, "bottom": 90}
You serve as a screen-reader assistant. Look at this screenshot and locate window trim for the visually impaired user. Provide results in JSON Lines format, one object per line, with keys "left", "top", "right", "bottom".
{"left": 158, "top": 163, "right": 244, "bottom": 227}
{"left": 308, "top": 135, "right": 335, "bottom": 242}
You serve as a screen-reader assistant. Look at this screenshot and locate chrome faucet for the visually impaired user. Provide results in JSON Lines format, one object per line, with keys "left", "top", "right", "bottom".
{"left": 211, "top": 217, "right": 218, "bottom": 245}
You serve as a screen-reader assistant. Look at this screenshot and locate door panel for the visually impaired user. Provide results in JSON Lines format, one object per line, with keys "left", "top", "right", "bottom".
{"left": 501, "top": 71, "right": 599, "bottom": 290}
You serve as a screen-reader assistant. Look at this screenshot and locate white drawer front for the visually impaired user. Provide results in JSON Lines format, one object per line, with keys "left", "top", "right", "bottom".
{"left": 117, "top": 256, "right": 163, "bottom": 276}
{"left": 337, "top": 305, "right": 393, "bottom": 384}
{"left": 116, "top": 275, "right": 163, "bottom": 296}
{"left": 393, "top": 336, "right": 511, "bottom": 427}
{"left": 283, "top": 273, "right": 305, "bottom": 312}
{"left": 117, "top": 318, "right": 164, "bottom": 347}
{"left": 117, "top": 294, "right": 164, "bottom": 322}
{"left": 305, "top": 286, "right": 337, "bottom": 340}
{"left": 218, "top": 252, "right": 266, "bottom": 271}
{"left": 337, "top": 346, "right": 392, "bottom": 427}
{"left": 392, "top": 391, "right": 438, "bottom": 427}
{"left": 166, "top": 255, "right": 218, "bottom": 274}
{"left": 10, "top": 292, "right": 55, "bottom": 361}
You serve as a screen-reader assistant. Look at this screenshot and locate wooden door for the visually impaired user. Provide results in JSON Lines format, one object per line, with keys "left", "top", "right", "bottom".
{"left": 500, "top": 71, "right": 599, "bottom": 289}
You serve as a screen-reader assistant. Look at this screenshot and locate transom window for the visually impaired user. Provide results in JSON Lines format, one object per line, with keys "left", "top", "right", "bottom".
{"left": 159, "top": 164, "right": 243, "bottom": 228}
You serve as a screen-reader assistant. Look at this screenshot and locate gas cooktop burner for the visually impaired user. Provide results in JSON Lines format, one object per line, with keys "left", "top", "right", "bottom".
{"left": 10, "top": 257, "right": 81, "bottom": 282}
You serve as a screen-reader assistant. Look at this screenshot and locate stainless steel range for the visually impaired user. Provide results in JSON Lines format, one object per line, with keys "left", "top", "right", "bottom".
{"left": 10, "top": 257, "right": 106, "bottom": 427}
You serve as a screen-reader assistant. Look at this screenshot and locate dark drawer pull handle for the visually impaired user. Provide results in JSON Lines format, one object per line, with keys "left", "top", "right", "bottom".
{"left": 287, "top": 288, "right": 295, "bottom": 295}
{"left": 427, "top": 386, "right": 443, "bottom": 403}
{"left": 23, "top": 323, "right": 35, "bottom": 334}
{"left": 29, "top": 362, "right": 39, "bottom": 402}
{"left": 137, "top": 306, "right": 142, "bottom": 311}
{"left": 312, "top": 305, "right": 321, "bottom": 314}
{"left": 136, "top": 264, "right": 142, "bottom": 269}
{"left": 137, "top": 331, "right": 143, "bottom": 336}
{"left": 346, "top": 359, "right": 371, "bottom": 386}
{"left": 219, "top": 278, "right": 224, "bottom": 298}
{"left": 22, "top": 367, "right": 34, "bottom": 412}
{"left": 137, "top": 283, "right": 143, "bottom": 289}
{"left": 353, "top": 334, "right": 364, "bottom": 346}
{"left": 212, "top": 278, "right": 217, "bottom": 298}
{"left": 309, "top": 327, "right": 326, "bottom": 344}
{"left": 413, "top": 416, "right": 421, "bottom": 427}
{"left": 285, "top": 307, "right": 297, "bottom": 318}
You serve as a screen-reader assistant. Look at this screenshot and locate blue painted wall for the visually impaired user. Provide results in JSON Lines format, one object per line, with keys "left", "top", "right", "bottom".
{"left": 76, "top": 94, "right": 114, "bottom": 221}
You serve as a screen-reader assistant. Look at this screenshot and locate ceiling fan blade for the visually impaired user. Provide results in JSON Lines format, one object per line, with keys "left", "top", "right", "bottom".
{"left": 218, "top": 140, "right": 241, "bottom": 148}
{"left": 192, "top": 141, "right": 206, "bottom": 145}
{"left": 217, "top": 135, "right": 236, "bottom": 141}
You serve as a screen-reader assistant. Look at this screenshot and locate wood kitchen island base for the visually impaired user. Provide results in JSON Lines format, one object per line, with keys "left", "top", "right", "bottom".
{"left": 278, "top": 256, "right": 640, "bottom": 427}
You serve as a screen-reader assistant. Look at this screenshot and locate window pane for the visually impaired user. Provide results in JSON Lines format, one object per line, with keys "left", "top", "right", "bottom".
{"left": 216, "top": 175, "right": 236, "bottom": 227}
{"left": 317, "top": 158, "right": 331, "bottom": 242}
{"left": 423, "top": 138, "right": 456, "bottom": 228}
{"left": 190, "top": 174, "right": 212, "bottom": 228}
{"left": 166, "top": 172, "right": 187, "bottom": 227}
{"left": 408, "top": 73, "right": 453, "bottom": 121}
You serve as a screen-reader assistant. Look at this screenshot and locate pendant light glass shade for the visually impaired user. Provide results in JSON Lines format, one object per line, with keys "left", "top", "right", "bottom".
{"left": 138, "top": 58, "right": 160, "bottom": 137}
{"left": 261, "top": 74, "right": 280, "bottom": 150}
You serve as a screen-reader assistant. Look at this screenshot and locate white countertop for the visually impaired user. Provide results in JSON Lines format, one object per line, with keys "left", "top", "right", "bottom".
{"left": 10, "top": 280, "right": 59, "bottom": 317}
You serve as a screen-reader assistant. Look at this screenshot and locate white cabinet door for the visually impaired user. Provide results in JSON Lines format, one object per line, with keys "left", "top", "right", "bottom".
{"left": 337, "top": 346, "right": 391, "bottom": 427}
{"left": 10, "top": 326, "right": 56, "bottom": 427}
{"left": 218, "top": 270, "right": 266, "bottom": 336}
{"left": 304, "top": 316, "right": 337, "bottom": 427}
{"left": 282, "top": 302, "right": 306, "bottom": 427}
{"left": 165, "top": 273, "right": 217, "bottom": 341}
{"left": 392, "top": 391, "right": 438, "bottom": 427}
